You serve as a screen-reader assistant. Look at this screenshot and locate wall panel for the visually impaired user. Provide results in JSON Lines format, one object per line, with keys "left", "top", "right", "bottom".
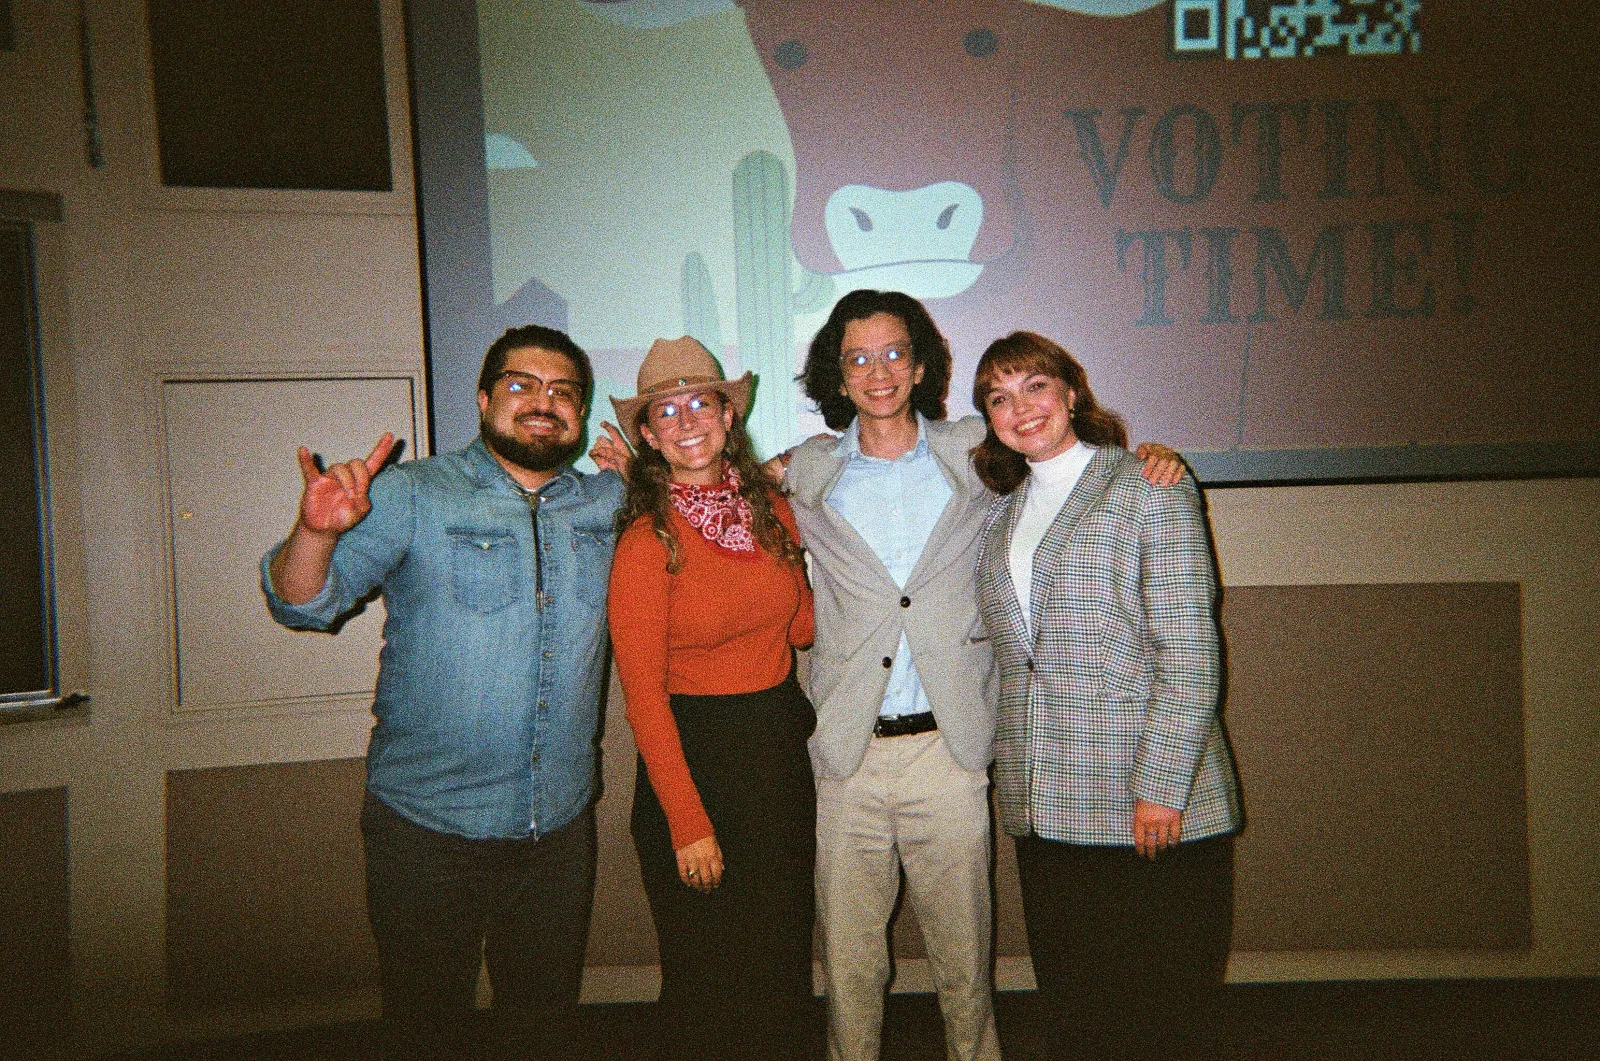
{"left": 159, "top": 375, "right": 418, "bottom": 713}
{"left": 1223, "top": 582, "right": 1530, "bottom": 952}
{"left": 0, "top": 786, "right": 69, "bottom": 1058}
{"left": 166, "top": 759, "right": 374, "bottom": 1008}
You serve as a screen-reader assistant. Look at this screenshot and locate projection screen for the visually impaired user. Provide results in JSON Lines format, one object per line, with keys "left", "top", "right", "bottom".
{"left": 408, "top": 0, "right": 1600, "bottom": 484}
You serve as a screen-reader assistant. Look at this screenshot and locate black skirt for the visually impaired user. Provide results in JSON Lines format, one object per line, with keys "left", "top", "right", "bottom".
{"left": 631, "top": 672, "right": 817, "bottom": 1061}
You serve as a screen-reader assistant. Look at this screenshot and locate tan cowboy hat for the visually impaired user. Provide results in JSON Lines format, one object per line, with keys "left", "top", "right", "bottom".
{"left": 609, "top": 336, "right": 754, "bottom": 451}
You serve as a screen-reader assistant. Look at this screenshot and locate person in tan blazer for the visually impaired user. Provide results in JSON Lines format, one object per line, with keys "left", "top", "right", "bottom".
{"left": 787, "top": 290, "right": 1002, "bottom": 1061}
{"left": 785, "top": 293, "right": 1184, "bottom": 1061}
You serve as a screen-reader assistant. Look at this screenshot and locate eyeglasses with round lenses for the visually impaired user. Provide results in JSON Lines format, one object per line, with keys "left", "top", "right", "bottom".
{"left": 842, "top": 345, "right": 912, "bottom": 376}
{"left": 649, "top": 393, "right": 722, "bottom": 424}
{"left": 496, "top": 371, "right": 584, "bottom": 408}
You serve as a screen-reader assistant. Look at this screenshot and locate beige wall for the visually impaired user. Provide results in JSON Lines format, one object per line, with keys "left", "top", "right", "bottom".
{"left": 1, "top": 0, "right": 417, "bottom": 1053}
{"left": 1210, "top": 480, "right": 1600, "bottom": 982}
{"left": 1, "top": 1, "right": 1596, "bottom": 1057}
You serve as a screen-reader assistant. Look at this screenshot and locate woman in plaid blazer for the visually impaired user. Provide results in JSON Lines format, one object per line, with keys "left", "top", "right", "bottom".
{"left": 971, "top": 332, "right": 1242, "bottom": 1061}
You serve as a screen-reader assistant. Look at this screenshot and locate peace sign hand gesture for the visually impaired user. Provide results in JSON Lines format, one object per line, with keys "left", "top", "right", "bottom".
{"left": 296, "top": 434, "right": 397, "bottom": 537}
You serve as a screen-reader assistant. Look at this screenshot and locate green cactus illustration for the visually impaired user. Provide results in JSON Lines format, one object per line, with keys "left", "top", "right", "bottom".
{"left": 680, "top": 252, "right": 724, "bottom": 355}
{"left": 681, "top": 154, "right": 834, "bottom": 458}
{"left": 793, "top": 265, "right": 835, "bottom": 314}
{"left": 733, "top": 150, "right": 797, "bottom": 459}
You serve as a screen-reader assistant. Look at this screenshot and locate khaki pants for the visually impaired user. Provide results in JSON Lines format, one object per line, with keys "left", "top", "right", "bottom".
{"left": 814, "top": 730, "right": 1001, "bottom": 1061}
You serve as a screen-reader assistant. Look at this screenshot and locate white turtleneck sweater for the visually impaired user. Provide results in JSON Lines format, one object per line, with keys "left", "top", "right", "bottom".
{"left": 1008, "top": 441, "right": 1095, "bottom": 637}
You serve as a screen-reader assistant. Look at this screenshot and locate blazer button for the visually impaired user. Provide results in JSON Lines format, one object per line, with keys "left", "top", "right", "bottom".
{"left": 900, "top": 596, "right": 911, "bottom": 608}
{"left": 1027, "top": 659, "right": 1035, "bottom": 671}
{"left": 882, "top": 656, "right": 893, "bottom": 668}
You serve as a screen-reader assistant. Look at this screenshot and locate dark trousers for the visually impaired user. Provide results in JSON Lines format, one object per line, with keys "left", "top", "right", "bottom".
{"left": 361, "top": 792, "right": 597, "bottom": 1061}
{"left": 631, "top": 677, "right": 818, "bottom": 1061}
{"left": 1013, "top": 832, "right": 1235, "bottom": 1061}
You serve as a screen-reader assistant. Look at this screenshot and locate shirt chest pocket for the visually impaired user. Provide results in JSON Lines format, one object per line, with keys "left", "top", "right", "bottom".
{"left": 567, "top": 523, "right": 616, "bottom": 608}
{"left": 447, "top": 528, "right": 522, "bottom": 613}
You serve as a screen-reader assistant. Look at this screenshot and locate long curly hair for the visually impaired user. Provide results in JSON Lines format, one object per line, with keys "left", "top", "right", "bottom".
{"left": 970, "top": 331, "right": 1128, "bottom": 495}
{"left": 616, "top": 399, "right": 805, "bottom": 574}
{"left": 799, "top": 289, "right": 951, "bottom": 430}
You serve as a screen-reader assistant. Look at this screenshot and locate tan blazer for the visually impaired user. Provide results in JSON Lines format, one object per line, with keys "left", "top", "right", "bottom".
{"left": 786, "top": 416, "right": 997, "bottom": 781}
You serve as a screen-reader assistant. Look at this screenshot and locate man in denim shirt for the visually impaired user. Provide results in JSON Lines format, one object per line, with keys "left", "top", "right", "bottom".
{"left": 262, "top": 325, "right": 622, "bottom": 1061}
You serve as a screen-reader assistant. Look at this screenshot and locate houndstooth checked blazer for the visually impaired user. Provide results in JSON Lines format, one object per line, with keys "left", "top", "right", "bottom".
{"left": 974, "top": 445, "right": 1242, "bottom": 845}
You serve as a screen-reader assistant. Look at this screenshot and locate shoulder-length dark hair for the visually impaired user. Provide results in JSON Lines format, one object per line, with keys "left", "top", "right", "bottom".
{"left": 616, "top": 398, "right": 805, "bottom": 573}
{"left": 799, "top": 289, "right": 950, "bottom": 430}
{"left": 970, "top": 331, "right": 1128, "bottom": 495}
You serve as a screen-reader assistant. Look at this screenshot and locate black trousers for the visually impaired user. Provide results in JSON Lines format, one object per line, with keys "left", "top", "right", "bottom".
{"left": 1013, "top": 832, "right": 1235, "bottom": 1061}
{"left": 361, "top": 792, "right": 596, "bottom": 1061}
{"left": 631, "top": 676, "right": 818, "bottom": 1061}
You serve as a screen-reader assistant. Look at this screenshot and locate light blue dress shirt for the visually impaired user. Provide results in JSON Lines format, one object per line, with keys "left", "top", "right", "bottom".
{"left": 827, "top": 414, "right": 954, "bottom": 719}
{"left": 262, "top": 438, "right": 623, "bottom": 841}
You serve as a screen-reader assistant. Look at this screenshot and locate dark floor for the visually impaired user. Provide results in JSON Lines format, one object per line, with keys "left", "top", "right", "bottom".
{"left": 85, "top": 979, "right": 1599, "bottom": 1061}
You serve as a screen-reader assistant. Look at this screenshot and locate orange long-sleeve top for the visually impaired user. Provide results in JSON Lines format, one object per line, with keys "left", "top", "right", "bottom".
{"left": 606, "top": 494, "right": 815, "bottom": 850}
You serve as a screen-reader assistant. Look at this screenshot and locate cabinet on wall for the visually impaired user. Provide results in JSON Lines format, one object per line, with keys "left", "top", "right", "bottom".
{"left": 159, "top": 374, "right": 420, "bottom": 713}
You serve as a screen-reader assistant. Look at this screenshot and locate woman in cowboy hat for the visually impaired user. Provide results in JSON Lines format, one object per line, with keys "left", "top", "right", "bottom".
{"left": 606, "top": 336, "right": 818, "bottom": 1061}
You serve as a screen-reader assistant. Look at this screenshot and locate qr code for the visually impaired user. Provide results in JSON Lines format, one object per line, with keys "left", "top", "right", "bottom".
{"left": 1171, "top": 0, "right": 1422, "bottom": 59}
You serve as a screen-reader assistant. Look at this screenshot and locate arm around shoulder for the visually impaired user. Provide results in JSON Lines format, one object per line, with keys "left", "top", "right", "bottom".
{"left": 1137, "top": 471, "right": 1210, "bottom": 555}
{"left": 952, "top": 414, "right": 989, "bottom": 445}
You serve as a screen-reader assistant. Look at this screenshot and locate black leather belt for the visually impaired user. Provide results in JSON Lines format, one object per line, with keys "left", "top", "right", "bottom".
{"left": 873, "top": 712, "right": 938, "bottom": 738}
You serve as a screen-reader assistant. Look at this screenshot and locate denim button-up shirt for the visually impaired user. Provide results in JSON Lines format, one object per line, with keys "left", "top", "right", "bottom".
{"left": 827, "top": 414, "right": 953, "bottom": 719}
{"left": 262, "top": 438, "right": 623, "bottom": 840}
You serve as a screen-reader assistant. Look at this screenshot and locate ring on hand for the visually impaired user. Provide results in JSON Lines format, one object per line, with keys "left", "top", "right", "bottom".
{"left": 687, "top": 868, "right": 698, "bottom": 877}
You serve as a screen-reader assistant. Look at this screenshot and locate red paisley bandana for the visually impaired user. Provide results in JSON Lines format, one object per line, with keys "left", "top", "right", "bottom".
{"left": 669, "top": 464, "right": 756, "bottom": 553}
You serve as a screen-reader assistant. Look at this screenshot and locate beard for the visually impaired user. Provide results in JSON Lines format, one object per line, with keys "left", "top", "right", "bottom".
{"left": 482, "top": 415, "right": 583, "bottom": 473}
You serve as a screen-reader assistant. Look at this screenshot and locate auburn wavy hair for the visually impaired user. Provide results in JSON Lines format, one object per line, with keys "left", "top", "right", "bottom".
{"left": 616, "top": 397, "right": 804, "bottom": 573}
{"left": 970, "top": 331, "right": 1128, "bottom": 495}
